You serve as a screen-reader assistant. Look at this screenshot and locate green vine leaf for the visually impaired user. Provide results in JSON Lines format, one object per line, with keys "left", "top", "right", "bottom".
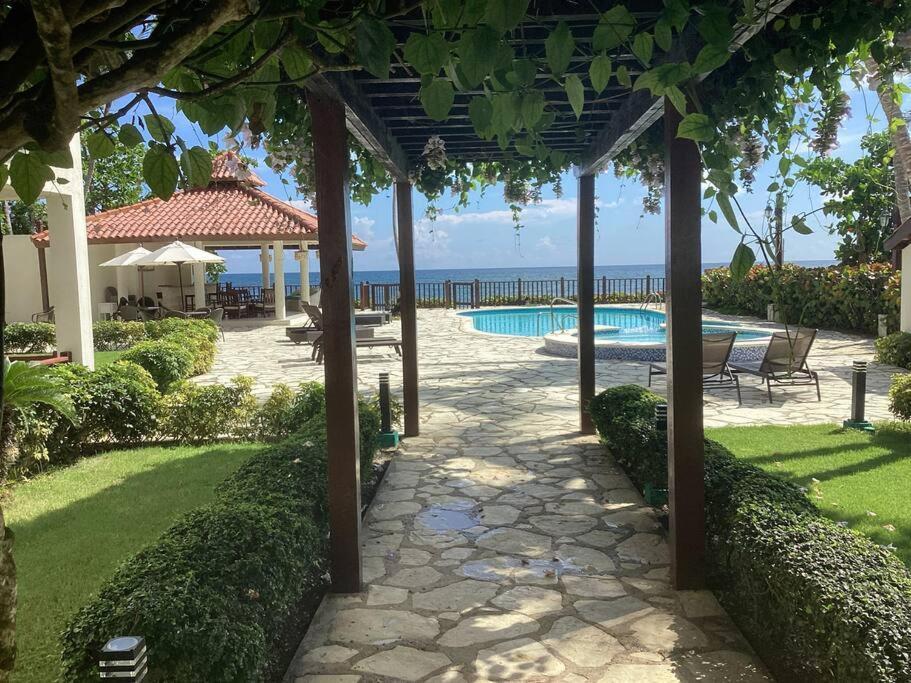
{"left": 593, "top": 5, "right": 636, "bottom": 52}
{"left": 665, "top": 85, "right": 687, "bottom": 116}
{"left": 676, "top": 112, "right": 714, "bottom": 141}
{"left": 520, "top": 90, "right": 545, "bottom": 129}
{"left": 590, "top": 54, "right": 613, "bottom": 94}
{"left": 9, "top": 152, "right": 53, "bottom": 204}
{"left": 491, "top": 92, "right": 519, "bottom": 135}
{"left": 631, "top": 32, "right": 654, "bottom": 66}
{"left": 691, "top": 44, "right": 730, "bottom": 74}
{"left": 730, "top": 242, "right": 755, "bottom": 281}
{"left": 404, "top": 33, "right": 450, "bottom": 75}
{"left": 615, "top": 65, "right": 631, "bottom": 88}
{"left": 663, "top": 0, "right": 690, "bottom": 31}
{"left": 791, "top": 216, "right": 813, "bottom": 235}
{"left": 715, "top": 192, "right": 740, "bottom": 232}
{"left": 509, "top": 59, "right": 537, "bottom": 87}
{"left": 420, "top": 78, "right": 455, "bottom": 121}
{"left": 356, "top": 17, "right": 396, "bottom": 78}
{"left": 483, "top": 0, "right": 529, "bottom": 33}
{"left": 143, "top": 144, "right": 179, "bottom": 200}
{"left": 118, "top": 124, "right": 144, "bottom": 147}
{"left": 773, "top": 48, "right": 799, "bottom": 74}
{"left": 180, "top": 145, "right": 212, "bottom": 188}
{"left": 280, "top": 45, "right": 313, "bottom": 80}
{"left": 698, "top": 5, "right": 734, "bottom": 46}
{"left": 143, "top": 114, "right": 175, "bottom": 143}
{"left": 86, "top": 131, "right": 116, "bottom": 159}
{"left": 565, "top": 74, "right": 584, "bottom": 119}
{"left": 654, "top": 19, "right": 673, "bottom": 52}
{"left": 458, "top": 26, "right": 499, "bottom": 87}
{"left": 545, "top": 21, "right": 575, "bottom": 75}
{"left": 469, "top": 96, "right": 493, "bottom": 137}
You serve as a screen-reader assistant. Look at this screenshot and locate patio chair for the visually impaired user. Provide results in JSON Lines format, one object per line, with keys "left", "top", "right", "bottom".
{"left": 31, "top": 306, "right": 54, "bottom": 323}
{"left": 730, "top": 329, "right": 821, "bottom": 403}
{"left": 222, "top": 292, "right": 242, "bottom": 319}
{"left": 252, "top": 288, "right": 276, "bottom": 317}
{"left": 161, "top": 306, "right": 189, "bottom": 319}
{"left": 648, "top": 332, "right": 741, "bottom": 405}
{"left": 209, "top": 307, "right": 225, "bottom": 341}
{"left": 138, "top": 308, "right": 157, "bottom": 322}
{"left": 115, "top": 304, "right": 142, "bottom": 322}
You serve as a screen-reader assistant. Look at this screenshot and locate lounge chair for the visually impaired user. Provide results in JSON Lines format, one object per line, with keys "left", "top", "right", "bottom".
{"left": 286, "top": 302, "right": 377, "bottom": 344}
{"left": 648, "top": 332, "right": 741, "bottom": 404}
{"left": 730, "top": 329, "right": 820, "bottom": 403}
{"left": 209, "top": 307, "right": 225, "bottom": 341}
{"left": 301, "top": 302, "right": 388, "bottom": 328}
{"left": 312, "top": 335, "right": 402, "bottom": 364}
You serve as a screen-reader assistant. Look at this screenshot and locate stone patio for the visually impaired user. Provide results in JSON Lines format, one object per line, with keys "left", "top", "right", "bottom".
{"left": 195, "top": 307, "right": 901, "bottom": 682}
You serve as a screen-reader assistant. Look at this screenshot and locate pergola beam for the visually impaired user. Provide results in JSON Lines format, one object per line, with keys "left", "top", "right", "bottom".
{"left": 396, "top": 182, "right": 420, "bottom": 437}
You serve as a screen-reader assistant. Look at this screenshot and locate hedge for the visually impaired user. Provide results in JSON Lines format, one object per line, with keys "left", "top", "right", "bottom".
{"left": 60, "top": 392, "right": 381, "bottom": 682}
{"left": 589, "top": 385, "right": 911, "bottom": 682}
{"left": 3, "top": 322, "right": 56, "bottom": 353}
{"left": 702, "top": 263, "right": 900, "bottom": 335}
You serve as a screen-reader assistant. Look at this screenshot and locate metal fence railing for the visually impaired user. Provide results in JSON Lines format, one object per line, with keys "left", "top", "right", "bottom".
{"left": 354, "top": 276, "right": 666, "bottom": 311}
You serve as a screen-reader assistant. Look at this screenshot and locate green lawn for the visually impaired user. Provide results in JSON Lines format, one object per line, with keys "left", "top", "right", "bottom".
{"left": 93, "top": 350, "right": 124, "bottom": 366}
{"left": 707, "top": 423, "right": 911, "bottom": 565}
{"left": 5, "top": 443, "right": 262, "bottom": 683}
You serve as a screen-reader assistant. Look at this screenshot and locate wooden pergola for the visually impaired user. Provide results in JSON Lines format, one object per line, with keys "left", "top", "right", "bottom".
{"left": 304, "top": 0, "right": 793, "bottom": 594}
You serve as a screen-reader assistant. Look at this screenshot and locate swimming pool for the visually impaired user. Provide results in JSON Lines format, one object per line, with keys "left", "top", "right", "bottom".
{"left": 458, "top": 305, "right": 772, "bottom": 361}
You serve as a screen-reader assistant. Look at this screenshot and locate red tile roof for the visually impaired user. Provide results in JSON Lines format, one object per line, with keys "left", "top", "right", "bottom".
{"left": 210, "top": 150, "right": 267, "bottom": 186}
{"left": 32, "top": 152, "right": 366, "bottom": 250}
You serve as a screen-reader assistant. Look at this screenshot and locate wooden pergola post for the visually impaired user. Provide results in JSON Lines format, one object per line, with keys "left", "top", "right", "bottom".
{"left": 395, "top": 182, "right": 420, "bottom": 436}
{"left": 577, "top": 173, "right": 596, "bottom": 434}
{"left": 663, "top": 97, "right": 705, "bottom": 590}
{"left": 307, "top": 90, "right": 362, "bottom": 593}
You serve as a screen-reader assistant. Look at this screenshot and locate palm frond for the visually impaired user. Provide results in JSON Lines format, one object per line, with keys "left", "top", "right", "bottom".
{"left": 3, "top": 358, "right": 78, "bottom": 425}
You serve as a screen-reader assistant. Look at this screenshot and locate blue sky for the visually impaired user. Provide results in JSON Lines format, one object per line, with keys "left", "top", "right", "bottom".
{"left": 143, "top": 80, "right": 887, "bottom": 274}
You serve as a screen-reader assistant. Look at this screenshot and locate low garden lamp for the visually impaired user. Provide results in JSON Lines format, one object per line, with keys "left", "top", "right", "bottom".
{"left": 99, "top": 636, "right": 147, "bottom": 681}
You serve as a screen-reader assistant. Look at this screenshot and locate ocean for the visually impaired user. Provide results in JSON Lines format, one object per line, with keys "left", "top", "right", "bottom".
{"left": 224, "top": 261, "right": 835, "bottom": 288}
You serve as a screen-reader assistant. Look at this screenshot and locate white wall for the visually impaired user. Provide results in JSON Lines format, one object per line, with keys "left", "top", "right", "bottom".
{"left": 3, "top": 235, "right": 44, "bottom": 323}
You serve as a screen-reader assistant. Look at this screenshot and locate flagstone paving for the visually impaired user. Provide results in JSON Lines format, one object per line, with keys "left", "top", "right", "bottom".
{"left": 197, "top": 307, "right": 901, "bottom": 681}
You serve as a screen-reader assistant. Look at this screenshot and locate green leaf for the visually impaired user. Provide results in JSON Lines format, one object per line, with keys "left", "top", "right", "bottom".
{"left": 663, "top": 0, "right": 690, "bottom": 31}
{"left": 86, "top": 131, "right": 115, "bottom": 159}
{"left": 716, "top": 192, "right": 740, "bottom": 232}
{"left": 708, "top": 209, "right": 718, "bottom": 223}
{"left": 404, "top": 33, "right": 450, "bottom": 75}
{"left": 564, "top": 74, "right": 584, "bottom": 119}
{"left": 778, "top": 157, "right": 792, "bottom": 177}
{"left": 698, "top": 5, "right": 734, "bottom": 46}
{"left": 458, "top": 26, "right": 499, "bottom": 87}
{"left": 143, "top": 114, "right": 175, "bottom": 143}
{"left": 143, "top": 144, "right": 179, "bottom": 200}
{"left": 665, "top": 85, "right": 687, "bottom": 116}
{"left": 483, "top": 0, "right": 529, "bottom": 32}
{"left": 589, "top": 54, "right": 612, "bottom": 94}
{"left": 791, "top": 216, "right": 813, "bottom": 235}
{"left": 491, "top": 92, "right": 519, "bottom": 135}
{"left": 691, "top": 44, "right": 730, "bottom": 73}
{"left": 469, "top": 96, "right": 493, "bottom": 136}
{"left": 510, "top": 59, "right": 537, "bottom": 87}
{"left": 520, "top": 90, "right": 546, "bottom": 128}
{"left": 356, "top": 17, "right": 396, "bottom": 78}
{"left": 676, "top": 112, "right": 714, "bottom": 141}
{"left": 420, "top": 78, "right": 455, "bottom": 120}
{"left": 180, "top": 146, "right": 212, "bottom": 188}
{"left": 593, "top": 5, "right": 636, "bottom": 51}
{"left": 0, "top": 164, "right": 7, "bottom": 192}
{"left": 37, "top": 147, "right": 73, "bottom": 168}
{"left": 9, "top": 153, "right": 52, "bottom": 204}
{"left": 118, "top": 124, "right": 144, "bottom": 147}
{"left": 545, "top": 21, "right": 575, "bottom": 75}
{"left": 730, "top": 242, "right": 755, "bottom": 281}
{"left": 615, "top": 65, "right": 631, "bottom": 88}
{"left": 281, "top": 45, "right": 313, "bottom": 80}
{"left": 766, "top": 182, "right": 780, "bottom": 192}
{"left": 253, "top": 20, "right": 281, "bottom": 51}
{"left": 654, "top": 19, "right": 673, "bottom": 51}
{"left": 631, "top": 32, "right": 654, "bottom": 65}
{"left": 772, "top": 48, "right": 798, "bottom": 74}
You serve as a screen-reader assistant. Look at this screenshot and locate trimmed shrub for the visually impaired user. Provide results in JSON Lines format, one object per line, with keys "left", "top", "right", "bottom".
{"left": 254, "top": 383, "right": 296, "bottom": 442}
{"left": 702, "top": 263, "right": 900, "bottom": 334}
{"left": 589, "top": 385, "right": 911, "bottom": 682}
{"left": 163, "top": 377, "right": 257, "bottom": 443}
{"left": 888, "top": 374, "right": 911, "bottom": 421}
{"left": 876, "top": 332, "right": 911, "bottom": 370}
{"left": 60, "top": 401, "right": 381, "bottom": 681}
{"left": 3, "top": 322, "right": 56, "bottom": 353}
{"left": 145, "top": 317, "right": 218, "bottom": 343}
{"left": 121, "top": 339, "right": 194, "bottom": 391}
{"left": 172, "top": 332, "right": 217, "bottom": 375}
{"left": 92, "top": 320, "right": 147, "bottom": 350}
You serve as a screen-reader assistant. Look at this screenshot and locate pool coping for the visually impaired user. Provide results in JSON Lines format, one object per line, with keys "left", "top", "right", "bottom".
{"left": 454, "top": 302, "right": 662, "bottom": 338}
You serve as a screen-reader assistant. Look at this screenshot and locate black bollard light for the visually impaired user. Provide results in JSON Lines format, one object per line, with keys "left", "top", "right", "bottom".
{"left": 655, "top": 403, "right": 668, "bottom": 433}
{"left": 646, "top": 403, "right": 669, "bottom": 507}
{"left": 99, "top": 636, "right": 147, "bottom": 681}
{"left": 843, "top": 360, "right": 875, "bottom": 433}
{"left": 378, "top": 372, "right": 399, "bottom": 447}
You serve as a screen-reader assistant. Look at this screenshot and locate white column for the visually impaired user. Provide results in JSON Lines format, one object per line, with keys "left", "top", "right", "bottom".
{"left": 298, "top": 247, "right": 311, "bottom": 305}
{"left": 260, "top": 243, "right": 271, "bottom": 289}
{"left": 46, "top": 136, "right": 94, "bottom": 368}
{"left": 273, "top": 240, "right": 286, "bottom": 319}
{"left": 902, "top": 248, "right": 911, "bottom": 332}
{"left": 193, "top": 242, "right": 207, "bottom": 310}
{"left": 115, "top": 244, "right": 130, "bottom": 301}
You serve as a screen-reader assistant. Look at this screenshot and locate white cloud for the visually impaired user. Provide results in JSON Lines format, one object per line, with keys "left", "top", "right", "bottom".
{"left": 289, "top": 199, "right": 314, "bottom": 213}
{"left": 352, "top": 215, "right": 376, "bottom": 239}
{"left": 429, "top": 197, "right": 579, "bottom": 227}
{"left": 536, "top": 236, "right": 556, "bottom": 251}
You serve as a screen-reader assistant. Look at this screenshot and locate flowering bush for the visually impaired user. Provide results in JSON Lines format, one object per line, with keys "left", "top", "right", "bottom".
{"left": 702, "top": 263, "right": 900, "bottom": 334}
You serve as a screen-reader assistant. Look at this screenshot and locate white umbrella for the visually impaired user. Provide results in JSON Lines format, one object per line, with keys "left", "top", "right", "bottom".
{"left": 99, "top": 246, "right": 153, "bottom": 301}
{"left": 135, "top": 240, "right": 224, "bottom": 310}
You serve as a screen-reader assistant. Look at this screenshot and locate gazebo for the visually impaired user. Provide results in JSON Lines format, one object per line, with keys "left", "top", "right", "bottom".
{"left": 29, "top": 151, "right": 366, "bottom": 316}
{"left": 303, "top": 2, "right": 796, "bottom": 594}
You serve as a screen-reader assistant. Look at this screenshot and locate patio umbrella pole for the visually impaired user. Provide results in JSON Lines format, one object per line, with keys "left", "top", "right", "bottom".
{"left": 177, "top": 262, "right": 185, "bottom": 311}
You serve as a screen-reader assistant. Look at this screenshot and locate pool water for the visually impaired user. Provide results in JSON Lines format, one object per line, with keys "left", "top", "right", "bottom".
{"left": 459, "top": 306, "right": 769, "bottom": 341}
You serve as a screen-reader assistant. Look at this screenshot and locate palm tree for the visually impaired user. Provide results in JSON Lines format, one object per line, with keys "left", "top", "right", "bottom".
{"left": 0, "top": 358, "right": 77, "bottom": 676}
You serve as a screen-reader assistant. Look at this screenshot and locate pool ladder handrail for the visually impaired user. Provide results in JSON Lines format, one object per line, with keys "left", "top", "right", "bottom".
{"left": 640, "top": 291, "right": 664, "bottom": 311}
{"left": 533, "top": 297, "right": 579, "bottom": 336}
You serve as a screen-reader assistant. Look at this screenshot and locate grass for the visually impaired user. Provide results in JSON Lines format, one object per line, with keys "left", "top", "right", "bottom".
{"left": 93, "top": 350, "right": 124, "bottom": 366}
{"left": 707, "top": 422, "right": 911, "bottom": 565}
{"left": 5, "top": 442, "right": 263, "bottom": 683}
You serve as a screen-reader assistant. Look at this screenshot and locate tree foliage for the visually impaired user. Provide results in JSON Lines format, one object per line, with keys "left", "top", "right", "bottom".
{"left": 81, "top": 128, "right": 144, "bottom": 214}
{"left": 798, "top": 132, "right": 897, "bottom": 265}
